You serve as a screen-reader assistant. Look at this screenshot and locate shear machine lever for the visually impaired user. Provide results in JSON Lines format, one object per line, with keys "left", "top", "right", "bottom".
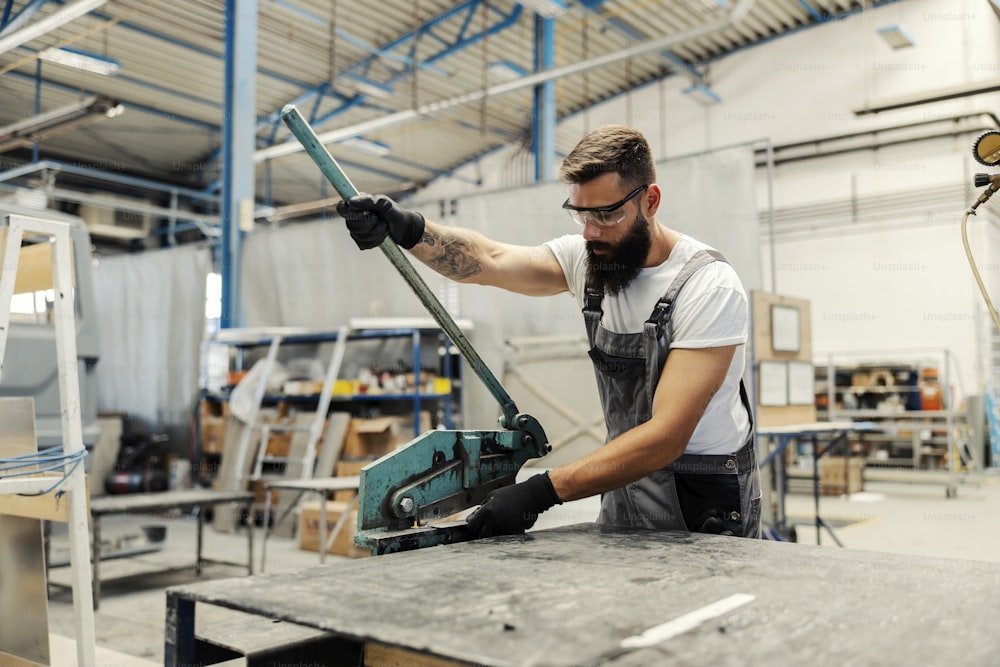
{"left": 281, "top": 105, "right": 550, "bottom": 555}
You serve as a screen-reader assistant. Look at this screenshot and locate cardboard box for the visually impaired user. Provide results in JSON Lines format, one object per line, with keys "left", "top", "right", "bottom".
{"left": 298, "top": 500, "right": 370, "bottom": 558}
{"left": 248, "top": 479, "right": 279, "bottom": 506}
{"left": 820, "top": 456, "right": 864, "bottom": 496}
{"left": 342, "top": 417, "right": 402, "bottom": 458}
{"left": 200, "top": 400, "right": 229, "bottom": 455}
{"left": 283, "top": 379, "right": 325, "bottom": 395}
{"left": 333, "top": 458, "right": 372, "bottom": 501}
{"left": 397, "top": 410, "right": 433, "bottom": 443}
{"left": 265, "top": 426, "right": 293, "bottom": 458}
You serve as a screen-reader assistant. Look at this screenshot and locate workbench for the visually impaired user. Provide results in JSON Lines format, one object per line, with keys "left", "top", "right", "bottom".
{"left": 261, "top": 475, "right": 360, "bottom": 570}
{"left": 165, "top": 523, "right": 1000, "bottom": 666}
{"left": 84, "top": 489, "right": 254, "bottom": 609}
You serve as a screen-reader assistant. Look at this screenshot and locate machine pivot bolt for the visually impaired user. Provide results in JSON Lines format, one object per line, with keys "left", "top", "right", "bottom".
{"left": 399, "top": 497, "right": 415, "bottom": 514}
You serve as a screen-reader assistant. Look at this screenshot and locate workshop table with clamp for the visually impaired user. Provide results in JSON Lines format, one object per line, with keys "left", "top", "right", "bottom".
{"left": 757, "top": 421, "right": 875, "bottom": 544}
{"left": 165, "top": 522, "right": 1000, "bottom": 667}
{"left": 82, "top": 489, "right": 254, "bottom": 608}
{"left": 260, "top": 475, "right": 360, "bottom": 571}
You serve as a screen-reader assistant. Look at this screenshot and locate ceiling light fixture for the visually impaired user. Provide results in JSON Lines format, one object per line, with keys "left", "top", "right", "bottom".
{"left": 39, "top": 47, "right": 121, "bottom": 75}
{"left": 877, "top": 24, "right": 916, "bottom": 50}
{"left": 682, "top": 83, "right": 722, "bottom": 106}
{"left": 341, "top": 72, "right": 395, "bottom": 99}
{"left": 487, "top": 61, "right": 528, "bottom": 84}
{"left": 0, "top": 95, "right": 123, "bottom": 153}
{"left": 340, "top": 136, "right": 391, "bottom": 157}
{"left": 0, "top": 0, "right": 108, "bottom": 56}
{"left": 518, "top": 0, "right": 568, "bottom": 18}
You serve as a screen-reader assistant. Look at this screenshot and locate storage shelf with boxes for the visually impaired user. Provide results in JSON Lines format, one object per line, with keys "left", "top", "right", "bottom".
{"left": 196, "top": 323, "right": 461, "bottom": 489}
{"left": 816, "top": 352, "right": 974, "bottom": 473}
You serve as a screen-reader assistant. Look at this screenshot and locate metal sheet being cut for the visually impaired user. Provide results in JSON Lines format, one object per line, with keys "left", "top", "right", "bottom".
{"left": 0, "top": 397, "right": 50, "bottom": 665}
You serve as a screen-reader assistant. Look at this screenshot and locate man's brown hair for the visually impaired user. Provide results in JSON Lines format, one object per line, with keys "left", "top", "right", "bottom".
{"left": 559, "top": 125, "right": 655, "bottom": 190}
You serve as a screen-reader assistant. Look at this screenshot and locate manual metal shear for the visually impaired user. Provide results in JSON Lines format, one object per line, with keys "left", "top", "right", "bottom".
{"left": 281, "top": 105, "right": 550, "bottom": 555}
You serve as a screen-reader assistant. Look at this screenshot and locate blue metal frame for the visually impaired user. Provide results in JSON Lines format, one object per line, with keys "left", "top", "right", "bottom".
{"left": 533, "top": 14, "right": 555, "bottom": 183}
{"left": 32, "top": 59, "right": 41, "bottom": 163}
{"left": 0, "top": 0, "right": 48, "bottom": 36}
{"left": 253, "top": 1, "right": 522, "bottom": 155}
{"left": 200, "top": 0, "right": 526, "bottom": 193}
{"left": 220, "top": 0, "right": 257, "bottom": 329}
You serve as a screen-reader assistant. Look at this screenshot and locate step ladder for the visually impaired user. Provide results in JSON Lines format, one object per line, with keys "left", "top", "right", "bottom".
{"left": 0, "top": 214, "right": 96, "bottom": 666}
{"left": 214, "top": 326, "right": 350, "bottom": 534}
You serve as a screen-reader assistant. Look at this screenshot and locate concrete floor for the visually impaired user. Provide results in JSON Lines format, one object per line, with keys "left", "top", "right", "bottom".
{"left": 40, "top": 468, "right": 1000, "bottom": 666}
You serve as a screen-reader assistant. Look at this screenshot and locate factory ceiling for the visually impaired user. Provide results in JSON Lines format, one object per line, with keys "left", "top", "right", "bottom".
{"left": 0, "top": 0, "right": 901, "bottom": 244}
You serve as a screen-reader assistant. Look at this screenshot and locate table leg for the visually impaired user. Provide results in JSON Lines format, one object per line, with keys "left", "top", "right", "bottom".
{"left": 322, "top": 493, "right": 358, "bottom": 556}
{"left": 91, "top": 515, "right": 101, "bottom": 610}
{"left": 812, "top": 435, "right": 821, "bottom": 545}
{"left": 318, "top": 493, "right": 327, "bottom": 565}
{"left": 262, "top": 487, "right": 274, "bottom": 572}
{"left": 196, "top": 504, "right": 204, "bottom": 576}
{"left": 164, "top": 593, "right": 196, "bottom": 667}
{"left": 246, "top": 500, "right": 254, "bottom": 575}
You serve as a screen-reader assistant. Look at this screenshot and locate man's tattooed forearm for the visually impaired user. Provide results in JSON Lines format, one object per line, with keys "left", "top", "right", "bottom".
{"left": 419, "top": 228, "right": 482, "bottom": 280}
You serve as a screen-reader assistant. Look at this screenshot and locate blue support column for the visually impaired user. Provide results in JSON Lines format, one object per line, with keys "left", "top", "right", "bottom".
{"left": 221, "top": 0, "right": 257, "bottom": 329}
{"left": 33, "top": 59, "right": 41, "bottom": 163}
{"left": 532, "top": 14, "right": 556, "bottom": 183}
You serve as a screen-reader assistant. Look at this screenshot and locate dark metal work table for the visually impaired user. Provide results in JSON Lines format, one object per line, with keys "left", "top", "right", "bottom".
{"left": 757, "top": 421, "right": 875, "bottom": 544}
{"left": 85, "top": 489, "right": 254, "bottom": 609}
{"left": 166, "top": 523, "right": 1000, "bottom": 667}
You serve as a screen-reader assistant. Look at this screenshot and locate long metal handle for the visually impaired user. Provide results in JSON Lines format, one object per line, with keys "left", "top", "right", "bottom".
{"left": 280, "top": 105, "right": 520, "bottom": 426}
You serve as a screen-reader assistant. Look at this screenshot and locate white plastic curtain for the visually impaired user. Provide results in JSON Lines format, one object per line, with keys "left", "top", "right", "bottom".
{"left": 92, "top": 245, "right": 210, "bottom": 426}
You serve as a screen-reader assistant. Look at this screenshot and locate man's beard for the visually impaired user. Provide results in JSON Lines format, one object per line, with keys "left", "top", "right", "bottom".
{"left": 585, "top": 212, "right": 652, "bottom": 295}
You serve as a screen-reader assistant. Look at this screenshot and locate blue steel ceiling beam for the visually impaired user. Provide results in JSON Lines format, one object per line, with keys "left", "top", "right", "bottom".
{"left": 334, "top": 27, "right": 448, "bottom": 75}
{"left": 211, "top": 0, "right": 524, "bottom": 197}
{"left": 577, "top": 0, "right": 704, "bottom": 84}
{"left": 0, "top": 0, "right": 49, "bottom": 36}
{"left": 257, "top": 0, "right": 522, "bottom": 143}
{"left": 344, "top": 2, "right": 522, "bottom": 97}
{"left": 796, "top": 0, "right": 824, "bottom": 22}
{"left": 202, "top": 3, "right": 519, "bottom": 174}
{"left": 0, "top": 1, "right": 13, "bottom": 28}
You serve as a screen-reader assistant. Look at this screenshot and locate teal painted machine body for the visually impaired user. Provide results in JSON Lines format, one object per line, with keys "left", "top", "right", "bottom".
{"left": 355, "top": 413, "right": 548, "bottom": 555}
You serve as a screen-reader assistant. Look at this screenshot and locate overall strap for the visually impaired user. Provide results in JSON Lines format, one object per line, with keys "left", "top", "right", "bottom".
{"left": 583, "top": 284, "right": 604, "bottom": 315}
{"left": 645, "top": 249, "right": 727, "bottom": 332}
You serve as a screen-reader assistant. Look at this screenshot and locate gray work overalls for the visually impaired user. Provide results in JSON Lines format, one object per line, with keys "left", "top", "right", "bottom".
{"left": 584, "top": 249, "right": 761, "bottom": 538}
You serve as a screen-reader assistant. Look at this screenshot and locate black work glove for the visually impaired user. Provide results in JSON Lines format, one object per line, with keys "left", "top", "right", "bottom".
{"left": 466, "top": 472, "right": 562, "bottom": 538}
{"left": 335, "top": 193, "right": 425, "bottom": 250}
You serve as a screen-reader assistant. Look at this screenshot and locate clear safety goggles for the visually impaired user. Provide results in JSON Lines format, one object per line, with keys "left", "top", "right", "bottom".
{"left": 562, "top": 184, "right": 648, "bottom": 228}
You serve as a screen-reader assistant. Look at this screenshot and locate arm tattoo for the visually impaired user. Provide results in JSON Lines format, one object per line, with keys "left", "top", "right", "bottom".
{"left": 418, "top": 228, "right": 483, "bottom": 280}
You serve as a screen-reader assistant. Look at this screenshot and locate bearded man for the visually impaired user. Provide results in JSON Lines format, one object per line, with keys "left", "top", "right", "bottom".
{"left": 338, "top": 124, "right": 760, "bottom": 540}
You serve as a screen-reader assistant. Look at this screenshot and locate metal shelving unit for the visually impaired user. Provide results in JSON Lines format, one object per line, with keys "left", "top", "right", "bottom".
{"left": 818, "top": 349, "right": 980, "bottom": 497}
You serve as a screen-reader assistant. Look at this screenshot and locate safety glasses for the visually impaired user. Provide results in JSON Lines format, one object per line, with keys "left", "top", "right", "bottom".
{"left": 562, "top": 184, "right": 648, "bottom": 228}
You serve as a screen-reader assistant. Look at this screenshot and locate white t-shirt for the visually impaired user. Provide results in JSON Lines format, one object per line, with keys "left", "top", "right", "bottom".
{"left": 545, "top": 233, "right": 751, "bottom": 455}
